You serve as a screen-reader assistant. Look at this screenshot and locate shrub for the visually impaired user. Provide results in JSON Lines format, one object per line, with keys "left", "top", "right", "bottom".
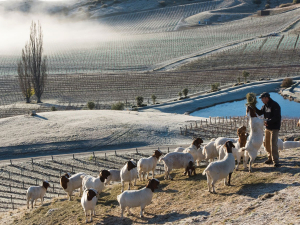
{"left": 237, "top": 76, "right": 241, "bottom": 84}
{"left": 281, "top": 78, "right": 293, "bottom": 88}
{"left": 50, "top": 106, "right": 57, "bottom": 111}
{"left": 111, "top": 102, "right": 124, "bottom": 110}
{"left": 242, "top": 70, "right": 250, "bottom": 83}
{"left": 136, "top": 96, "right": 144, "bottom": 107}
{"left": 293, "top": 0, "right": 300, "bottom": 3}
{"left": 159, "top": 1, "right": 167, "bottom": 6}
{"left": 178, "top": 92, "right": 182, "bottom": 98}
{"left": 265, "top": 4, "right": 270, "bottom": 8}
{"left": 211, "top": 83, "right": 220, "bottom": 91}
{"left": 87, "top": 101, "right": 95, "bottom": 110}
{"left": 151, "top": 95, "right": 157, "bottom": 104}
{"left": 182, "top": 88, "right": 189, "bottom": 97}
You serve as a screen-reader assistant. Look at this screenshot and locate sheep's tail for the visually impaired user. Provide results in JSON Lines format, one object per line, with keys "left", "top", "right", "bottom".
{"left": 117, "top": 194, "right": 121, "bottom": 203}
{"left": 239, "top": 147, "right": 246, "bottom": 152}
{"left": 159, "top": 156, "right": 165, "bottom": 163}
{"left": 202, "top": 168, "right": 207, "bottom": 176}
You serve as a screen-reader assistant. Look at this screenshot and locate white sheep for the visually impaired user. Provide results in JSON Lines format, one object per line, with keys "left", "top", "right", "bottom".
{"left": 81, "top": 188, "right": 98, "bottom": 223}
{"left": 262, "top": 138, "right": 283, "bottom": 151}
{"left": 297, "top": 119, "right": 300, "bottom": 127}
{"left": 60, "top": 172, "right": 86, "bottom": 200}
{"left": 26, "top": 181, "right": 50, "bottom": 209}
{"left": 214, "top": 137, "right": 238, "bottom": 149}
{"left": 105, "top": 169, "right": 121, "bottom": 185}
{"left": 81, "top": 170, "right": 110, "bottom": 198}
{"left": 138, "top": 149, "right": 162, "bottom": 181}
{"left": 202, "top": 141, "right": 236, "bottom": 193}
{"left": 283, "top": 141, "right": 300, "bottom": 149}
{"left": 203, "top": 141, "right": 218, "bottom": 164}
{"left": 241, "top": 106, "right": 264, "bottom": 172}
{"left": 120, "top": 160, "right": 138, "bottom": 192}
{"left": 117, "top": 178, "right": 160, "bottom": 218}
{"left": 183, "top": 138, "right": 204, "bottom": 166}
{"left": 218, "top": 142, "right": 243, "bottom": 170}
{"left": 174, "top": 147, "right": 185, "bottom": 152}
{"left": 159, "top": 152, "right": 195, "bottom": 180}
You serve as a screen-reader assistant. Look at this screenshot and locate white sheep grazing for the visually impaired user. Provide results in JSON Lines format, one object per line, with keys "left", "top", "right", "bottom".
{"left": 81, "top": 188, "right": 98, "bottom": 223}
{"left": 183, "top": 138, "right": 204, "bottom": 166}
{"left": 159, "top": 152, "right": 195, "bottom": 180}
{"left": 138, "top": 149, "right": 162, "bottom": 181}
{"left": 117, "top": 178, "right": 160, "bottom": 218}
{"left": 241, "top": 106, "right": 264, "bottom": 172}
{"left": 26, "top": 181, "right": 50, "bottom": 209}
{"left": 60, "top": 172, "right": 86, "bottom": 200}
{"left": 105, "top": 169, "right": 121, "bottom": 185}
{"left": 283, "top": 141, "right": 300, "bottom": 149}
{"left": 120, "top": 160, "right": 138, "bottom": 192}
{"left": 203, "top": 141, "right": 218, "bottom": 164}
{"left": 174, "top": 147, "right": 185, "bottom": 152}
{"left": 202, "top": 141, "right": 236, "bottom": 193}
{"left": 81, "top": 170, "right": 111, "bottom": 198}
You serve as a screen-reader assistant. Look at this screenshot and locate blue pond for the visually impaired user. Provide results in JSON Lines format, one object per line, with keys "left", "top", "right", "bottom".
{"left": 191, "top": 92, "right": 300, "bottom": 118}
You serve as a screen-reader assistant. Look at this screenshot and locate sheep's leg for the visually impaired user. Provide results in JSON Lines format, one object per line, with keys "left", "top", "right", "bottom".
{"left": 128, "top": 181, "right": 131, "bottom": 190}
{"left": 139, "top": 170, "right": 142, "bottom": 181}
{"left": 206, "top": 174, "right": 211, "bottom": 192}
{"left": 84, "top": 210, "right": 88, "bottom": 223}
{"left": 34, "top": 199, "right": 37, "bottom": 206}
{"left": 140, "top": 206, "right": 145, "bottom": 218}
{"left": 235, "top": 156, "right": 241, "bottom": 170}
{"left": 120, "top": 206, "right": 125, "bottom": 218}
{"left": 121, "top": 181, "right": 124, "bottom": 192}
{"left": 224, "top": 178, "right": 228, "bottom": 186}
{"left": 146, "top": 172, "right": 149, "bottom": 180}
{"left": 249, "top": 156, "right": 254, "bottom": 173}
{"left": 228, "top": 172, "right": 232, "bottom": 185}
{"left": 27, "top": 198, "right": 29, "bottom": 209}
{"left": 196, "top": 160, "right": 199, "bottom": 166}
{"left": 127, "top": 207, "right": 132, "bottom": 215}
{"left": 31, "top": 199, "right": 34, "bottom": 209}
{"left": 152, "top": 170, "right": 155, "bottom": 179}
{"left": 41, "top": 197, "right": 43, "bottom": 205}
{"left": 243, "top": 152, "right": 249, "bottom": 170}
{"left": 211, "top": 180, "right": 216, "bottom": 193}
{"left": 90, "top": 210, "right": 93, "bottom": 222}
{"left": 79, "top": 187, "right": 82, "bottom": 197}
{"left": 134, "top": 177, "right": 136, "bottom": 186}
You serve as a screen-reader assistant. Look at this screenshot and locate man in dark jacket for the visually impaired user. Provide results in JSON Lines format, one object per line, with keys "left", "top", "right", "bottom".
{"left": 255, "top": 92, "right": 281, "bottom": 167}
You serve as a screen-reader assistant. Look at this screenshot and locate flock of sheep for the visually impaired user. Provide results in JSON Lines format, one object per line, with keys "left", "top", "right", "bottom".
{"left": 25, "top": 111, "right": 300, "bottom": 223}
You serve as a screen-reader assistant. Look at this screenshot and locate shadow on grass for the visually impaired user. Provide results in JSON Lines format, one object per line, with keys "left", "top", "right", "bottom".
{"left": 237, "top": 182, "right": 290, "bottom": 198}
{"left": 98, "top": 211, "right": 210, "bottom": 225}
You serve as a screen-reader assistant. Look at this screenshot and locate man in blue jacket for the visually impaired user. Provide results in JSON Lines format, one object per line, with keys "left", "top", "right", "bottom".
{"left": 255, "top": 92, "right": 281, "bottom": 167}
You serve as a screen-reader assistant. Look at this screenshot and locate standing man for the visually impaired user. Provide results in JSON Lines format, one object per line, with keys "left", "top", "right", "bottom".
{"left": 255, "top": 92, "right": 281, "bottom": 167}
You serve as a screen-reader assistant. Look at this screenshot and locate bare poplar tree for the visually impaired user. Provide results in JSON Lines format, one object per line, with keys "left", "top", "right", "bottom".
{"left": 18, "top": 21, "right": 47, "bottom": 103}
{"left": 18, "top": 44, "right": 32, "bottom": 103}
{"left": 29, "top": 21, "right": 47, "bottom": 103}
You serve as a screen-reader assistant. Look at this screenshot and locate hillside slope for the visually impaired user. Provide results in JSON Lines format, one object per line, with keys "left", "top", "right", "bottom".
{"left": 4, "top": 148, "right": 300, "bottom": 224}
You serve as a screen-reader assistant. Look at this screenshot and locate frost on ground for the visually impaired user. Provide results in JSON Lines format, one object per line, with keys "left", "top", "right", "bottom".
{"left": 2, "top": 148, "right": 299, "bottom": 225}
{"left": 0, "top": 110, "right": 198, "bottom": 157}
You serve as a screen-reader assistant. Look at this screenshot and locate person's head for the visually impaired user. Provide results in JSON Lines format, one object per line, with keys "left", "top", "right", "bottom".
{"left": 259, "top": 92, "right": 270, "bottom": 104}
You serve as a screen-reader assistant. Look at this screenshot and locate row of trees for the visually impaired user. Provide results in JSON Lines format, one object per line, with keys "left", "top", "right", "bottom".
{"left": 18, "top": 22, "right": 47, "bottom": 103}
